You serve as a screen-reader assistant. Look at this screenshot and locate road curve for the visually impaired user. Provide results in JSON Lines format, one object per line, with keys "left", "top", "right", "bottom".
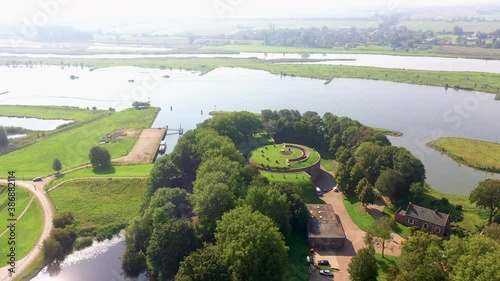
{"left": 0, "top": 177, "right": 54, "bottom": 281}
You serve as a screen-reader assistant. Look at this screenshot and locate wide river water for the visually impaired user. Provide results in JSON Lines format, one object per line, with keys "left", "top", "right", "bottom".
{"left": 0, "top": 64, "right": 498, "bottom": 280}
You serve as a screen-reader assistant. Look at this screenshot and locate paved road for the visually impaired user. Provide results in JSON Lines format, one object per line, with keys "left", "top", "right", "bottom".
{"left": 0, "top": 177, "right": 54, "bottom": 281}
{"left": 310, "top": 169, "right": 403, "bottom": 281}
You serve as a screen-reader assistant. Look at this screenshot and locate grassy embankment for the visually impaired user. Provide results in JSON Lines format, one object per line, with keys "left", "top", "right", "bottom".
{"left": 0, "top": 186, "right": 43, "bottom": 260}
{"left": 203, "top": 44, "right": 500, "bottom": 60}
{"left": 249, "top": 144, "right": 320, "bottom": 170}
{"left": 48, "top": 178, "right": 147, "bottom": 239}
{"left": 0, "top": 105, "right": 112, "bottom": 155}
{"left": 2, "top": 57, "right": 499, "bottom": 94}
{"left": 0, "top": 107, "right": 160, "bottom": 179}
{"left": 375, "top": 254, "right": 399, "bottom": 281}
{"left": 427, "top": 137, "right": 500, "bottom": 173}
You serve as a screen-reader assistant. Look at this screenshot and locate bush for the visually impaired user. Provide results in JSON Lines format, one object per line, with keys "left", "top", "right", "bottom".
{"left": 53, "top": 212, "right": 74, "bottom": 228}
{"left": 89, "top": 146, "right": 112, "bottom": 170}
{"left": 455, "top": 205, "right": 463, "bottom": 211}
{"left": 74, "top": 237, "right": 94, "bottom": 251}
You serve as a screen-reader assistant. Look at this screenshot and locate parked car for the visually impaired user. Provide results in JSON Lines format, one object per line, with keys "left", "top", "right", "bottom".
{"left": 320, "top": 269, "right": 334, "bottom": 276}
{"left": 317, "top": 260, "right": 330, "bottom": 266}
{"left": 33, "top": 177, "right": 42, "bottom": 182}
{"left": 316, "top": 187, "right": 323, "bottom": 196}
{"left": 333, "top": 186, "right": 339, "bottom": 192}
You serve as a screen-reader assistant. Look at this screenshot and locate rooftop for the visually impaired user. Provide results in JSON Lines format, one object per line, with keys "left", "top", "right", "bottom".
{"left": 400, "top": 203, "right": 451, "bottom": 227}
{"left": 307, "top": 204, "right": 346, "bottom": 239}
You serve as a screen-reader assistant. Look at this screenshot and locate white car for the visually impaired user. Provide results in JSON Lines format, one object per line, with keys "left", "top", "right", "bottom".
{"left": 320, "top": 269, "right": 334, "bottom": 276}
{"left": 333, "top": 186, "right": 339, "bottom": 192}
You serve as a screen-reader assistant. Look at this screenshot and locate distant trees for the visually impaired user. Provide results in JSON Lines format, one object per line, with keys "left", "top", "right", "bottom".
{"left": 0, "top": 126, "right": 8, "bottom": 149}
{"left": 215, "top": 206, "right": 288, "bottom": 281}
{"left": 52, "top": 159, "right": 62, "bottom": 175}
{"left": 469, "top": 179, "right": 500, "bottom": 225}
{"left": 199, "top": 111, "right": 261, "bottom": 145}
{"left": 132, "top": 101, "right": 150, "bottom": 109}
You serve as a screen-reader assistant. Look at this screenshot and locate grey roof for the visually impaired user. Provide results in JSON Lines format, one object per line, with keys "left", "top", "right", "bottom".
{"left": 404, "top": 203, "right": 450, "bottom": 227}
{"left": 307, "top": 204, "right": 346, "bottom": 239}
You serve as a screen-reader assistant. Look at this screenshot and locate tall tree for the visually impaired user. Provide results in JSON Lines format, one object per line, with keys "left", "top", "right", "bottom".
{"left": 175, "top": 244, "right": 230, "bottom": 281}
{"left": 215, "top": 206, "right": 288, "bottom": 281}
{"left": 52, "top": 159, "right": 62, "bottom": 175}
{"left": 88, "top": 146, "right": 111, "bottom": 170}
{"left": 369, "top": 217, "right": 393, "bottom": 257}
{"left": 469, "top": 179, "right": 500, "bottom": 225}
{"left": 348, "top": 247, "right": 378, "bottom": 281}
{"left": 375, "top": 169, "right": 404, "bottom": 202}
{"left": 148, "top": 155, "right": 183, "bottom": 196}
{"left": 146, "top": 219, "right": 199, "bottom": 280}
{"left": 356, "top": 178, "right": 376, "bottom": 206}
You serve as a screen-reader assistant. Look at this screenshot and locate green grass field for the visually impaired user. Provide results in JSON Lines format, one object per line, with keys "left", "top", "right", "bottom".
{"left": 0, "top": 105, "right": 109, "bottom": 122}
{"left": 343, "top": 194, "right": 377, "bottom": 232}
{"left": 0, "top": 186, "right": 33, "bottom": 224}
{"left": 0, "top": 107, "right": 160, "bottom": 179}
{"left": 0, "top": 199, "right": 43, "bottom": 260}
{"left": 375, "top": 254, "right": 399, "bottom": 281}
{"left": 428, "top": 137, "right": 500, "bottom": 173}
{"left": 47, "top": 164, "right": 153, "bottom": 190}
{"left": 1, "top": 57, "right": 498, "bottom": 95}
{"left": 249, "top": 144, "right": 320, "bottom": 171}
{"left": 49, "top": 178, "right": 147, "bottom": 236}
{"left": 320, "top": 159, "right": 339, "bottom": 173}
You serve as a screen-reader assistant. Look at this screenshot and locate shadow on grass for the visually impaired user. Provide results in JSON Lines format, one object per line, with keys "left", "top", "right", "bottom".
{"left": 92, "top": 166, "right": 116, "bottom": 175}
{"left": 376, "top": 255, "right": 398, "bottom": 274}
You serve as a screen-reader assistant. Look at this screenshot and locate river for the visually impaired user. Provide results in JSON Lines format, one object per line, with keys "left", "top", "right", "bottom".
{"left": 1, "top": 63, "right": 496, "bottom": 280}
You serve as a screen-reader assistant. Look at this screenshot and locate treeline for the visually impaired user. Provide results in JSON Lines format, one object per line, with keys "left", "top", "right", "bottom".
{"left": 122, "top": 119, "right": 308, "bottom": 280}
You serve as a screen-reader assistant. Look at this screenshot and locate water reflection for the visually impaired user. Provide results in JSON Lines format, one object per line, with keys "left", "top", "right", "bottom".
{"left": 0, "top": 116, "right": 73, "bottom": 131}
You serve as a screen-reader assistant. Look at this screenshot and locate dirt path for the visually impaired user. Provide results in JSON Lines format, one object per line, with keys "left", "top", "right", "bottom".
{"left": 0, "top": 177, "right": 54, "bottom": 281}
{"left": 310, "top": 169, "right": 402, "bottom": 281}
{"left": 114, "top": 128, "right": 166, "bottom": 164}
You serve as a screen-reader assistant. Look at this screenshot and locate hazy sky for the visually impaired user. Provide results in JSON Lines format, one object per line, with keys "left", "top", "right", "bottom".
{"left": 0, "top": 0, "right": 498, "bottom": 24}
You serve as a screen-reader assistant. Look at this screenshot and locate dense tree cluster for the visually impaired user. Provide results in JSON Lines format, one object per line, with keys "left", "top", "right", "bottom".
{"left": 199, "top": 111, "right": 261, "bottom": 145}
{"left": 388, "top": 231, "right": 500, "bottom": 281}
{"left": 43, "top": 212, "right": 77, "bottom": 265}
{"left": 0, "top": 126, "right": 8, "bottom": 149}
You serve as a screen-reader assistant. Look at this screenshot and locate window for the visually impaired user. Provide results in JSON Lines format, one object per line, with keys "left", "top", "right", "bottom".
{"left": 408, "top": 218, "right": 414, "bottom": 225}
{"left": 435, "top": 227, "right": 441, "bottom": 233}
{"left": 423, "top": 223, "right": 429, "bottom": 229}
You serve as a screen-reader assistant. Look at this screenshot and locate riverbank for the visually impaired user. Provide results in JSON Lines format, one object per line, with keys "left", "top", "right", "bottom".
{"left": 202, "top": 45, "right": 500, "bottom": 60}
{"left": 427, "top": 137, "right": 500, "bottom": 173}
{"left": 1, "top": 57, "right": 499, "bottom": 94}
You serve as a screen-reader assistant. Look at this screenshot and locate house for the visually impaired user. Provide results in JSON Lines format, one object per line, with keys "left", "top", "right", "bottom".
{"left": 395, "top": 203, "right": 451, "bottom": 238}
{"left": 306, "top": 204, "right": 346, "bottom": 249}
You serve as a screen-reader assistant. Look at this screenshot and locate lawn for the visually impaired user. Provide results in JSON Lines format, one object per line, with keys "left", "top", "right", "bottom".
{"left": 249, "top": 144, "right": 320, "bottom": 171}
{"left": 0, "top": 107, "right": 160, "bottom": 179}
{"left": 320, "top": 159, "right": 339, "bottom": 173}
{"left": 0, "top": 185, "right": 33, "bottom": 224}
{"left": 343, "top": 194, "right": 377, "bottom": 232}
{"left": 46, "top": 164, "right": 154, "bottom": 190}
{"left": 0, "top": 105, "right": 109, "bottom": 122}
{"left": 49, "top": 178, "right": 147, "bottom": 237}
{"left": 282, "top": 233, "right": 311, "bottom": 281}
{"left": 261, "top": 171, "right": 323, "bottom": 204}
{"left": 0, "top": 199, "right": 43, "bottom": 260}
{"left": 1, "top": 57, "right": 499, "bottom": 95}
{"left": 375, "top": 254, "right": 399, "bottom": 281}
{"left": 427, "top": 137, "right": 500, "bottom": 173}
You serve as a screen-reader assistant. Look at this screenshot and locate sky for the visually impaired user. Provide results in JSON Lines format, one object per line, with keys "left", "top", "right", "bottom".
{"left": 0, "top": 0, "right": 498, "bottom": 24}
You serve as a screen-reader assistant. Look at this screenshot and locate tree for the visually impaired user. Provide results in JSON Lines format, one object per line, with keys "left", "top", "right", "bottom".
{"left": 245, "top": 186, "right": 292, "bottom": 240}
{"left": 52, "top": 159, "right": 62, "bottom": 174}
{"left": 0, "top": 126, "right": 8, "bottom": 149}
{"left": 348, "top": 247, "right": 378, "bottom": 281}
{"left": 356, "top": 178, "right": 376, "bottom": 207}
{"left": 89, "top": 146, "right": 112, "bottom": 170}
{"left": 215, "top": 206, "right": 288, "bottom": 281}
{"left": 43, "top": 237, "right": 65, "bottom": 263}
{"left": 453, "top": 25, "right": 464, "bottom": 36}
{"left": 147, "top": 155, "right": 183, "bottom": 196}
{"left": 146, "top": 219, "right": 199, "bottom": 280}
{"left": 375, "top": 169, "right": 404, "bottom": 202}
{"left": 369, "top": 217, "right": 393, "bottom": 257}
{"left": 52, "top": 212, "right": 74, "bottom": 228}
{"left": 469, "top": 179, "right": 500, "bottom": 225}
{"left": 175, "top": 245, "right": 230, "bottom": 281}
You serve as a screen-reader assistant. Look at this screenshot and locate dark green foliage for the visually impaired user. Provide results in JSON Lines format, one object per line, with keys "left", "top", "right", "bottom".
{"left": 470, "top": 179, "right": 500, "bottom": 225}
{"left": 175, "top": 245, "right": 230, "bottom": 281}
{"left": 375, "top": 169, "right": 405, "bottom": 202}
{"left": 245, "top": 186, "right": 292, "bottom": 240}
{"left": 73, "top": 237, "right": 93, "bottom": 251}
{"left": 148, "top": 155, "right": 183, "bottom": 196}
{"left": 88, "top": 146, "right": 112, "bottom": 170}
{"left": 215, "top": 206, "right": 288, "bottom": 281}
{"left": 146, "top": 219, "right": 199, "bottom": 280}
{"left": 50, "top": 228, "right": 77, "bottom": 255}
{"left": 145, "top": 188, "right": 192, "bottom": 225}
{"left": 52, "top": 158, "right": 62, "bottom": 173}
{"left": 369, "top": 217, "right": 393, "bottom": 257}
{"left": 199, "top": 111, "right": 261, "bottom": 145}
{"left": 43, "top": 237, "right": 65, "bottom": 263}
{"left": 122, "top": 247, "right": 147, "bottom": 277}
{"left": 132, "top": 101, "right": 151, "bottom": 109}
{"left": 356, "top": 178, "right": 376, "bottom": 206}
{"left": 52, "top": 212, "right": 74, "bottom": 228}
{"left": 348, "top": 247, "right": 378, "bottom": 281}
{"left": 0, "top": 126, "right": 8, "bottom": 148}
